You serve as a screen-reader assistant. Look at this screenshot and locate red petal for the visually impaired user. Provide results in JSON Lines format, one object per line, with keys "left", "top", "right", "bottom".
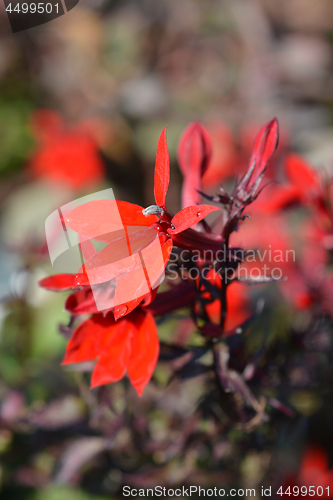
{"left": 65, "top": 289, "right": 99, "bottom": 315}
{"left": 75, "top": 227, "right": 157, "bottom": 287}
{"left": 30, "top": 109, "right": 63, "bottom": 145}
{"left": 250, "top": 118, "right": 279, "bottom": 183}
{"left": 127, "top": 312, "right": 159, "bottom": 396}
{"left": 113, "top": 237, "right": 172, "bottom": 319}
{"left": 113, "top": 296, "right": 144, "bottom": 321}
{"left": 285, "top": 153, "right": 321, "bottom": 191}
{"left": 38, "top": 274, "right": 75, "bottom": 291}
{"left": 168, "top": 205, "right": 220, "bottom": 235}
{"left": 254, "top": 185, "right": 302, "bottom": 213}
{"left": 154, "top": 127, "right": 170, "bottom": 208}
{"left": 62, "top": 315, "right": 112, "bottom": 364}
{"left": 162, "top": 237, "right": 173, "bottom": 266}
{"left": 65, "top": 200, "right": 157, "bottom": 243}
{"left": 75, "top": 246, "right": 144, "bottom": 287}
{"left": 178, "top": 122, "right": 212, "bottom": 208}
{"left": 91, "top": 319, "right": 135, "bottom": 388}
{"left": 113, "top": 265, "right": 150, "bottom": 310}
{"left": 141, "top": 287, "right": 159, "bottom": 307}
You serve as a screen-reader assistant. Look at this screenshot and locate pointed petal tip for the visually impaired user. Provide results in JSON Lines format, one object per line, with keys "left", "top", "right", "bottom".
{"left": 134, "top": 387, "right": 144, "bottom": 397}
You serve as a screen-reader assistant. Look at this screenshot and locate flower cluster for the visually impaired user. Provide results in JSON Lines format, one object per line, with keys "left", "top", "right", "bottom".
{"left": 39, "top": 118, "right": 280, "bottom": 403}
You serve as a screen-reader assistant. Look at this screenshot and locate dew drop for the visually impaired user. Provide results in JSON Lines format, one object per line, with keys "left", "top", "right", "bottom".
{"left": 197, "top": 211, "right": 201, "bottom": 217}
{"left": 116, "top": 305, "right": 128, "bottom": 318}
{"left": 171, "top": 224, "right": 175, "bottom": 230}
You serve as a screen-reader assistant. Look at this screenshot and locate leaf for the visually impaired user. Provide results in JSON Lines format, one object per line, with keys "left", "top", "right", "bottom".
{"left": 91, "top": 319, "right": 135, "bottom": 388}
{"left": 250, "top": 118, "right": 279, "bottom": 183}
{"left": 29, "top": 395, "right": 84, "bottom": 430}
{"left": 168, "top": 205, "right": 220, "bottom": 235}
{"left": 62, "top": 315, "right": 111, "bottom": 364}
{"left": 127, "top": 312, "right": 159, "bottom": 396}
{"left": 178, "top": 122, "right": 212, "bottom": 208}
{"left": 38, "top": 274, "right": 76, "bottom": 291}
{"left": 154, "top": 127, "right": 170, "bottom": 208}
{"left": 55, "top": 437, "right": 107, "bottom": 484}
{"left": 285, "top": 153, "right": 321, "bottom": 191}
{"left": 65, "top": 200, "right": 157, "bottom": 243}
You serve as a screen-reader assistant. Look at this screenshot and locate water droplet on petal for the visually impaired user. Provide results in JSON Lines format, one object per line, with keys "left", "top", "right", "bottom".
{"left": 197, "top": 211, "right": 201, "bottom": 217}
{"left": 115, "top": 305, "right": 128, "bottom": 318}
{"left": 171, "top": 224, "right": 175, "bottom": 230}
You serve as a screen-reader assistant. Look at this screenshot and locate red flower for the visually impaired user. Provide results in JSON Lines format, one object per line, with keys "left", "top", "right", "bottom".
{"left": 62, "top": 308, "right": 159, "bottom": 396}
{"left": 29, "top": 109, "right": 105, "bottom": 190}
{"left": 63, "top": 127, "right": 220, "bottom": 318}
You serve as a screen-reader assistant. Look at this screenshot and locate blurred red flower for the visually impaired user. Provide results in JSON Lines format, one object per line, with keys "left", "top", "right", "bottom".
{"left": 281, "top": 447, "right": 333, "bottom": 499}
{"left": 28, "top": 109, "right": 105, "bottom": 190}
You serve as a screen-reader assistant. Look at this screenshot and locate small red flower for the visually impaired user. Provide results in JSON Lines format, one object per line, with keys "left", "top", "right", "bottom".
{"left": 29, "top": 109, "right": 105, "bottom": 190}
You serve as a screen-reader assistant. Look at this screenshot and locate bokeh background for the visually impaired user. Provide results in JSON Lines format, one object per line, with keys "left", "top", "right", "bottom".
{"left": 1, "top": 0, "right": 333, "bottom": 498}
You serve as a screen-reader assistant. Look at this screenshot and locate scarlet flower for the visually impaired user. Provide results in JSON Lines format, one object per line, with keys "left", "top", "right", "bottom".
{"left": 29, "top": 109, "right": 105, "bottom": 190}
{"left": 63, "top": 127, "right": 220, "bottom": 319}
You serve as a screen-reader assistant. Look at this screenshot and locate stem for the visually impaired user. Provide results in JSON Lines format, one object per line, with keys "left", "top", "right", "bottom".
{"left": 220, "top": 235, "right": 229, "bottom": 333}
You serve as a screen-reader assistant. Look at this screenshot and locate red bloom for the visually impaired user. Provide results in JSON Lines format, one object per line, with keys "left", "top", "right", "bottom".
{"left": 63, "top": 127, "right": 220, "bottom": 318}
{"left": 29, "top": 109, "right": 105, "bottom": 190}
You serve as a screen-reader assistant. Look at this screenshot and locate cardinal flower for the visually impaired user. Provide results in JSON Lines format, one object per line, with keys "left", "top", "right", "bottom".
{"left": 63, "top": 127, "right": 220, "bottom": 319}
